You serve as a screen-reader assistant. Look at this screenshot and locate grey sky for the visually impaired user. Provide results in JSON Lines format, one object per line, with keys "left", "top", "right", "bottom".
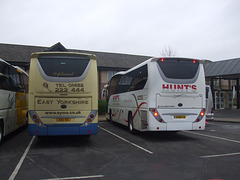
{"left": 1, "top": 0, "right": 240, "bottom": 61}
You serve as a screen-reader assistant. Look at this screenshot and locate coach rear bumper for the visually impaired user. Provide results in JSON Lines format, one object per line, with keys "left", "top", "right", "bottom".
{"left": 28, "top": 123, "right": 98, "bottom": 136}
{"left": 148, "top": 108, "right": 206, "bottom": 131}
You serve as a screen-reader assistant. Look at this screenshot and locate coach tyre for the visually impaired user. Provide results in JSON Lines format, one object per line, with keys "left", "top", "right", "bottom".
{"left": 128, "top": 112, "right": 135, "bottom": 134}
{"left": 0, "top": 122, "right": 3, "bottom": 144}
{"left": 109, "top": 109, "right": 113, "bottom": 123}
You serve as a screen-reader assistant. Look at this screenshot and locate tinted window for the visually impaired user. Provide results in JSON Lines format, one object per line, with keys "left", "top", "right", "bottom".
{"left": 0, "top": 62, "right": 11, "bottom": 90}
{"left": 0, "top": 62, "right": 25, "bottom": 92}
{"left": 128, "top": 65, "right": 148, "bottom": 92}
{"left": 38, "top": 56, "right": 90, "bottom": 77}
{"left": 9, "top": 67, "right": 25, "bottom": 92}
{"left": 157, "top": 59, "right": 199, "bottom": 79}
{"left": 111, "top": 65, "right": 148, "bottom": 95}
{"left": 108, "top": 75, "right": 121, "bottom": 97}
{"left": 115, "top": 76, "right": 130, "bottom": 94}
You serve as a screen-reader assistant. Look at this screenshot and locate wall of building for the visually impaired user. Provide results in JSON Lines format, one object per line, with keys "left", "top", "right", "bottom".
{"left": 206, "top": 78, "right": 237, "bottom": 109}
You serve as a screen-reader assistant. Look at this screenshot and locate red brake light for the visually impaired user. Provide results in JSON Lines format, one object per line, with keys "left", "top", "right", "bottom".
{"left": 193, "top": 59, "right": 196, "bottom": 63}
{"left": 161, "top": 58, "right": 164, "bottom": 62}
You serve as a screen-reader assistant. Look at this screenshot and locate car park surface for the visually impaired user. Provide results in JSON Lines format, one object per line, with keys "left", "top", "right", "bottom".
{"left": 1, "top": 120, "right": 240, "bottom": 180}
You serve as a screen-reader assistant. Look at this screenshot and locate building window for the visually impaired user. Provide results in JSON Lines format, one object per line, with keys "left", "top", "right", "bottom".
{"left": 108, "top": 71, "right": 117, "bottom": 81}
{"left": 214, "top": 79, "right": 220, "bottom": 90}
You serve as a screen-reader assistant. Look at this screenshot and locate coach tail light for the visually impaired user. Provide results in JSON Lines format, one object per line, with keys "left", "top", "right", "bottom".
{"left": 81, "top": 110, "right": 98, "bottom": 127}
{"left": 149, "top": 108, "right": 166, "bottom": 123}
{"left": 29, "top": 110, "right": 46, "bottom": 127}
{"left": 194, "top": 109, "right": 205, "bottom": 123}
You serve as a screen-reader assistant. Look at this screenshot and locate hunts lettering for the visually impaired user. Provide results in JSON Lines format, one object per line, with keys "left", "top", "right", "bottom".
{"left": 112, "top": 95, "right": 120, "bottom": 101}
{"left": 162, "top": 84, "right": 197, "bottom": 91}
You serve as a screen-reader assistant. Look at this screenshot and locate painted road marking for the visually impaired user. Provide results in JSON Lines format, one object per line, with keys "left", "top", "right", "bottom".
{"left": 41, "top": 175, "right": 104, "bottom": 180}
{"left": 99, "top": 126, "right": 153, "bottom": 154}
{"left": 8, "top": 136, "right": 36, "bottom": 180}
{"left": 201, "top": 152, "right": 240, "bottom": 158}
{"left": 183, "top": 130, "right": 240, "bottom": 144}
{"left": 183, "top": 131, "right": 240, "bottom": 159}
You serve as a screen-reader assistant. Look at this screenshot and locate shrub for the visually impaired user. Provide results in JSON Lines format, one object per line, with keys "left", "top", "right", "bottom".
{"left": 98, "top": 100, "right": 108, "bottom": 115}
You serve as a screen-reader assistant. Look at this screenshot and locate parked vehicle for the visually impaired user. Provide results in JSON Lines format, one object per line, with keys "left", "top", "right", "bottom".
{"left": 105, "top": 57, "right": 206, "bottom": 133}
{"left": 206, "top": 85, "right": 214, "bottom": 121}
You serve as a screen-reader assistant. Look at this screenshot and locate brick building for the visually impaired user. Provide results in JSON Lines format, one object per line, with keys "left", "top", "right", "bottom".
{"left": 1, "top": 42, "right": 240, "bottom": 109}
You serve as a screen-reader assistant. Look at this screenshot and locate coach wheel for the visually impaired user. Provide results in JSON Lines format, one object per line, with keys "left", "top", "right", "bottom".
{"left": 109, "top": 109, "right": 113, "bottom": 123}
{"left": 128, "top": 112, "right": 135, "bottom": 134}
{"left": 25, "top": 112, "right": 29, "bottom": 125}
{"left": 0, "top": 123, "right": 3, "bottom": 145}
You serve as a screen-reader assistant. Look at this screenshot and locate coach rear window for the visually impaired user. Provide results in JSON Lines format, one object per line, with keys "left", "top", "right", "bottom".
{"left": 38, "top": 56, "right": 90, "bottom": 78}
{"left": 157, "top": 59, "right": 199, "bottom": 79}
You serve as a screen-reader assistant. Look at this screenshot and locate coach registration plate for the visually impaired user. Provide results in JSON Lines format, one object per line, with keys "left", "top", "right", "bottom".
{"left": 174, "top": 115, "right": 186, "bottom": 119}
{"left": 56, "top": 118, "right": 71, "bottom": 122}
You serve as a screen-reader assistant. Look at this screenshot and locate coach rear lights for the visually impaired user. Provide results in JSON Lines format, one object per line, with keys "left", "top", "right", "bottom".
{"left": 150, "top": 108, "right": 165, "bottom": 123}
{"left": 81, "top": 111, "right": 97, "bottom": 127}
{"left": 194, "top": 109, "right": 205, "bottom": 123}
{"left": 29, "top": 110, "right": 46, "bottom": 127}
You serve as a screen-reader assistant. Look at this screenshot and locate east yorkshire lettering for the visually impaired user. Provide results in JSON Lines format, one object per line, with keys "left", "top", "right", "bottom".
{"left": 57, "top": 100, "right": 89, "bottom": 104}
{"left": 37, "top": 99, "right": 89, "bottom": 105}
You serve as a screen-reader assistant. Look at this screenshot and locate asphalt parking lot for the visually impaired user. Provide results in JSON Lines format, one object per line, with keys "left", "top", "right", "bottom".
{"left": 1, "top": 120, "right": 240, "bottom": 180}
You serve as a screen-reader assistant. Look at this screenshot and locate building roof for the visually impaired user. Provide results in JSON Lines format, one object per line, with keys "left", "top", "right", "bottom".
{"left": 205, "top": 58, "right": 240, "bottom": 78}
{"left": 2, "top": 43, "right": 240, "bottom": 79}
{"left": 0, "top": 43, "right": 151, "bottom": 70}
{"left": 0, "top": 43, "right": 45, "bottom": 64}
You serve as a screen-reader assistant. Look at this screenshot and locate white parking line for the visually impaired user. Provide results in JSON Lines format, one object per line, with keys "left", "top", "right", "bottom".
{"left": 41, "top": 175, "right": 104, "bottom": 180}
{"left": 99, "top": 126, "right": 153, "bottom": 155}
{"left": 183, "top": 131, "right": 240, "bottom": 159}
{"left": 201, "top": 152, "right": 240, "bottom": 158}
{"left": 8, "top": 136, "right": 36, "bottom": 180}
{"left": 183, "top": 130, "right": 240, "bottom": 144}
